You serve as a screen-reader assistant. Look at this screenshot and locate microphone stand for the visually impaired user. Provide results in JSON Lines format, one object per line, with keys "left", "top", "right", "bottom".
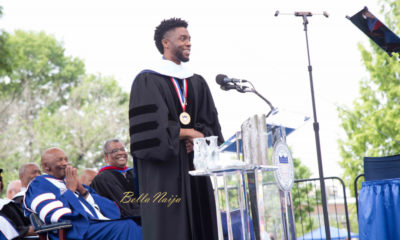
{"left": 276, "top": 11, "right": 331, "bottom": 240}
{"left": 301, "top": 13, "right": 331, "bottom": 240}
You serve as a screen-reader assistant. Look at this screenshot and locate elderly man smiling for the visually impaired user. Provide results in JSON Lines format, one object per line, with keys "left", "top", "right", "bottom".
{"left": 90, "top": 139, "right": 140, "bottom": 223}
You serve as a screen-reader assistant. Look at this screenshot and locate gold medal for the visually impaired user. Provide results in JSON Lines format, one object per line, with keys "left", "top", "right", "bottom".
{"left": 179, "top": 111, "right": 191, "bottom": 125}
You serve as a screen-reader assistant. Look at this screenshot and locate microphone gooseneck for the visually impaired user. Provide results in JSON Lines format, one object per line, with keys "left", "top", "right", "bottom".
{"left": 215, "top": 74, "right": 276, "bottom": 117}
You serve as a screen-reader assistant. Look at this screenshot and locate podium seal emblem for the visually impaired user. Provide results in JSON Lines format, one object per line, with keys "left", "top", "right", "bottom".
{"left": 272, "top": 140, "right": 294, "bottom": 192}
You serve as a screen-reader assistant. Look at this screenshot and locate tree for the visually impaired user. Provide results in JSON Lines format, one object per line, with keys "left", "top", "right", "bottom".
{"left": 34, "top": 74, "right": 129, "bottom": 169}
{"left": 0, "top": 6, "right": 11, "bottom": 76}
{"left": 0, "top": 30, "right": 85, "bottom": 193}
{"left": 0, "top": 30, "right": 85, "bottom": 165}
{"left": 0, "top": 8, "right": 131, "bottom": 197}
{"left": 292, "top": 158, "right": 319, "bottom": 236}
{"left": 338, "top": 0, "right": 400, "bottom": 196}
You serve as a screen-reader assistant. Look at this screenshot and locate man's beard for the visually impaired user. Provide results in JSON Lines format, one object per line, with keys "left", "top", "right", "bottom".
{"left": 175, "top": 49, "right": 189, "bottom": 63}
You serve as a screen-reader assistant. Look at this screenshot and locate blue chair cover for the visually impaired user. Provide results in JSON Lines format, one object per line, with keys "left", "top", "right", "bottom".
{"left": 358, "top": 178, "right": 400, "bottom": 240}
{"left": 221, "top": 209, "right": 255, "bottom": 240}
{"left": 364, "top": 154, "right": 400, "bottom": 181}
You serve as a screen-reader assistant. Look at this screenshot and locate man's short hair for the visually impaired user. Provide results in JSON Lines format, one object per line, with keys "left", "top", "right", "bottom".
{"left": 103, "top": 138, "right": 122, "bottom": 154}
{"left": 6, "top": 180, "right": 21, "bottom": 199}
{"left": 19, "top": 162, "right": 39, "bottom": 179}
{"left": 154, "top": 18, "right": 188, "bottom": 54}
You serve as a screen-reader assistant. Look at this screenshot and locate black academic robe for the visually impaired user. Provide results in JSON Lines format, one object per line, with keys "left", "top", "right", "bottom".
{"left": 90, "top": 169, "right": 141, "bottom": 221}
{"left": 0, "top": 201, "right": 30, "bottom": 238}
{"left": 129, "top": 72, "right": 224, "bottom": 240}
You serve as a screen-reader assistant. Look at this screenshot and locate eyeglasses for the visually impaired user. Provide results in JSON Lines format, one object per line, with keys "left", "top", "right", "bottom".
{"left": 106, "top": 147, "right": 126, "bottom": 155}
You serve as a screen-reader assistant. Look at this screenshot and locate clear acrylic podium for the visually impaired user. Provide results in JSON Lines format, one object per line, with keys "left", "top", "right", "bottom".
{"left": 189, "top": 115, "right": 296, "bottom": 240}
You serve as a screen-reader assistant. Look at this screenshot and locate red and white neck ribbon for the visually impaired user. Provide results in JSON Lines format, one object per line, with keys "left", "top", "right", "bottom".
{"left": 170, "top": 77, "right": 187, "bottom": 111}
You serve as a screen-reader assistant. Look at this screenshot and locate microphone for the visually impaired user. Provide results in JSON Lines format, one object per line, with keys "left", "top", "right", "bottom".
{"left": 216, "top": 74, "right": 247, "bottom": 85}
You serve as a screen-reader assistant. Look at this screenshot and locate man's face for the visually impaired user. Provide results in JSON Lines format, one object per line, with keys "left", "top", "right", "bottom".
{"left": 105, "top": 141, "right": 128, "bottom": 168}
{"left": 44, "top": 149, "right": 69, "bottom": 180}
{"left": 7, "top": 180, "right": 21, "bottom": 199}
{"left": 21, "top": 164, "right": 41, "bottom": 187}
{"left": 164, "top": 27, "right": 191, "bottom": 63}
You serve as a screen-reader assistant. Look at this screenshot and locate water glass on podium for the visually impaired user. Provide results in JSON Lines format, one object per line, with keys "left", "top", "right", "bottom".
{"left": 193, "top": 136, "right": 220, "bottom": 170}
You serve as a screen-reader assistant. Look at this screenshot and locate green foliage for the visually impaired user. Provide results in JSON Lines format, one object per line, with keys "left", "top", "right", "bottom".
{"left": 0, "top": 30, "right": 85, "bottom": 171}
{"left": 34, "top": 74, "right": 129, "bottom": 169}
{"left": 338, "top": 0, "right": 400, "bottom": 196}
{"left": 0, "top": 29, "right": 129, "bottom": 197}
{"left": 292, "top": 158, "right": 319, "bottom": 235}
{"left": 0, "top": 32, "right": 11, "bottom": 76}
{"left": 0, "top": 30, "right": 84, "bottom": 103}
{"left": 294, "top": 157, "right": 312, "bottom": 180}
{"left": 0, "top": 6, "right": 11, "bottom": 76}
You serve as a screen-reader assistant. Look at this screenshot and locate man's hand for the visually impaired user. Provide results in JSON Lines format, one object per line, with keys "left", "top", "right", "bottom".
{"left": 26, "top": 226, "right": 36, "bottom": 236}
{"left": 65, "top": 166, "right": 86, "bottom": 195}
{"left": 180, "top": 128, "right": 204, "bottom": 153}
{"left": 185, "top": 140, "right": 194, "bottom": 153}
{"left": 179, "top": 128, "right": 204, "bottom": 141}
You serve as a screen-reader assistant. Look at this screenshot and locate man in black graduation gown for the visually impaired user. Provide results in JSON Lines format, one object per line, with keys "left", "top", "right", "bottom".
{"left": 129, "top": 18, "right": 224, "bottom": 240}
{"left": 90, "top": 139, "right": 140, "bottom": 223}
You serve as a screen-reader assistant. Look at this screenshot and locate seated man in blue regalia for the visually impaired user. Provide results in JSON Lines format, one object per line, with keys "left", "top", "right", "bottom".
{"left": 23, "top": 147, "right": 142, "bottom": 240}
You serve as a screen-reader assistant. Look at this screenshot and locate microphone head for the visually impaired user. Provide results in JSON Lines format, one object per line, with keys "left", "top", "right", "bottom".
{"left": 216, "top": 74, "right": 228, "bottom": 85}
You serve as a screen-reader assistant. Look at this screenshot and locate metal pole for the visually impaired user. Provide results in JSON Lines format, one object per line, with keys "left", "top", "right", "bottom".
{"left": 213, "top": 174, "right": 224, "bottom": 240}
{"left": 301, "top": 14, "right": 331, "bottom": 240}
{"left": 223, "top": 172, "right": 234, "bottom": 239}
